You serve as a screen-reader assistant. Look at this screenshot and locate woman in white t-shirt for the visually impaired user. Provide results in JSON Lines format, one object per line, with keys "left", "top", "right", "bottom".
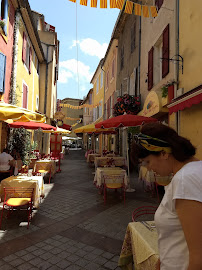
{"left": 131, "top": 122, "right": 202, "bottom": 270}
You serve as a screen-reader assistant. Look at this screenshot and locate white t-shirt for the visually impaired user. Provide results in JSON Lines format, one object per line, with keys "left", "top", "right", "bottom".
{"left": 0, "top": 152, "right": 14, "bottom": 171}
{"left": 155, "top": 161, "right": 202, "bottom": 270}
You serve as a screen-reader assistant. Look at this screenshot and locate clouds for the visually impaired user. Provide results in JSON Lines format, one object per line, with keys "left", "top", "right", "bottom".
{"left": 58, "top": 59, "right": 93, "bottom": 88}
{"left": 70, "top": 38, "right": 108, "bottom": 59}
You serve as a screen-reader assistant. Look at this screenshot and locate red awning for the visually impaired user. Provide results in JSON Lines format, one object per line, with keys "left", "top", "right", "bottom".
{"left": 169, "top": 92, "right": 202, "bottom": 114}
{"left": 9, "top": 121, "right": 56, "bottom": 130}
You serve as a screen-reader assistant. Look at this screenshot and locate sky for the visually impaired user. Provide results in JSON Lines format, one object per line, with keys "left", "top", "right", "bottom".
{"left": 29, "top": 0, "right": 120, "bottom": 101}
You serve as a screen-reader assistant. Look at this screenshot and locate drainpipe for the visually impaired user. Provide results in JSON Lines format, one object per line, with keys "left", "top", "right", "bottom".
{"left": 176, "top": 0, "right": 180, "bottom": 133}
{"left": 101, "top": 59, "right": 105, "bottom": 154}
{"left": 138, "top": 15, "right": 141, "bottom": 97}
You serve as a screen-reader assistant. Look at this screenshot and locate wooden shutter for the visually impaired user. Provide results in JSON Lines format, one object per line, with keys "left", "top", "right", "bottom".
{"left": 23, "top": 84, "right": 28, "bottom": 109}
{"left": 162, "top": 24, "right": 169, "bottom": 78}
{"left": 0, "top": 53, "right": 6, "bottom": 93}
{"left": 29, "top": 47, "right": 32, "bottom": 74}
{"left": 155, "top": 0, "right": 164, "bottom": 10}
{"left": 148, "top": 47, "right": 154, "bottom": 91}
{"left": 22, "top": 32, "right": 27, "bottom": 63}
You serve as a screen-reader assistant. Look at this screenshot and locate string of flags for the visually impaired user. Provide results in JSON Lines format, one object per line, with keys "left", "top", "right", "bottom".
{"left": 60, "top": 102, "right": 101, "bottom": 109}
{"left": 68, "top": 0, "right": 158, "bottom": 17}
{"left": 65, "top": 116, "right": 81, "bottom": 120}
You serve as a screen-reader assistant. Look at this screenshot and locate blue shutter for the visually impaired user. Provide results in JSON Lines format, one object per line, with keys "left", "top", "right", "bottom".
{"left": 0, "top": 52, "right": 6, "bottom": 93}
{"left": 3, "top": 0, "right": 8, "bottom": 36}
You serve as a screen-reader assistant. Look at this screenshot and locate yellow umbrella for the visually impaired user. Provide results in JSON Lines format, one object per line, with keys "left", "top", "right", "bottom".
{"left": 0, "top": 101, "right": 45, "bottom": 122}
{"left": 74, "top": 123, "right": 115, "bottom": 134}
{"left": 43, "top": 127, "right": 71, "bottom": 135}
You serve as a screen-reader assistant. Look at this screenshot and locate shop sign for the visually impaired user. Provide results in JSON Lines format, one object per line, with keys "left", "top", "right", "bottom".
{"left": 140, "top": 91, "right": 160, "bottom": 117}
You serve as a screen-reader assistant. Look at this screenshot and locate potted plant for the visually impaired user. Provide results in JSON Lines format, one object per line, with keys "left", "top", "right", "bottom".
{"left": 0, "top": 19, "right": 5, "bottom": 34}
{"left": 161, "top": 80, "right": 177, "bottom": 103}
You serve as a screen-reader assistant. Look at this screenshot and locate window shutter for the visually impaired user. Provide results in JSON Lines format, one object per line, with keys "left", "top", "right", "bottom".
{"left": 23, "top": 84, "right": 28, "bottom": 109}
{"left": 148, "top": 47, "right": 154, "bottom": 91}
{"left": 0, "top": 53, "right": 6, "bottom": 93}
{"left": 3, "top": 0, "right": 8, "bottom": 35}
{"left": 22, "top": 32, "right": 27, "bottom": 63}
{"left": 162, "top": 24, "right": 169, "bottom": 78}
{"left": 155, "top": 0, "right": 163, "bottom": 10}
{"left": 29, "top": 47, "right": 32, "bottom": 74}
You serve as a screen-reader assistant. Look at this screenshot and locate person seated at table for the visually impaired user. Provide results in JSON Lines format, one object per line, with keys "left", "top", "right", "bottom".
{"left": 11, "top": 149, "right": 23, "bottom": 172}
{"left": 0, "top": 148, "right": 14, "bottom": 181}
{"left": 131, "top": 122, "right": 202, "bottom": 270}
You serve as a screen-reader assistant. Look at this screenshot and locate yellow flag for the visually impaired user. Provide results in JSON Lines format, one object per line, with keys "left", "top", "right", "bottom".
{"left": 124, "top": 1, "right": 133, "bottom": 14}
{"left": 150, "top": 6, "right": 158, "bottom": 17}
{"left": 134, "top": 3, "right": 141, "bottom": 16}
{"left": 100, "top": 0, "right": 107, "bottom": 8}
{"left": 110, "top": 0, "right": 116, "bottom": 8}
{"left": 91, "top": 0, "right": 97, "bottom": 7}
{"left": 69, "top": 0, "right": 76, "bottom": 2}
{"left": 116, "top": 0, "right": 124, "bottom": 10}
{"left": 80, "top": 0, "right": 87, "bottom": 5}
{"left": 143, "top": 5, "right": 149, "bottom": 17}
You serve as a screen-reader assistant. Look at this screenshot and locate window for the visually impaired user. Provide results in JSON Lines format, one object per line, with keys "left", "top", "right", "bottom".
{"left": 23, "top": 83, "right": 28, "bottom": 109}
{"left": 131, "top": 23, "right": 136, "bottom": 53}
{"left": 120, "top": 46, "right": 124, "bottom": 70}
{"left": 112, "top": 59, "right": 115, "bottom": 78}
{"left": 162, "top": 24, "right": 169, "bottom": 78}
{"left": 0, "top": 52, "right": 6, "bottom": 93}
{"left": 0, "top": 0, "right": 8, "bottom": 35}
{"left": 100, "top": 70, "right": 103, "bottom": 88}
{"left": 106, "top": 71, "right": 109, "bottom": 89}
{"left": 148, "top": 47, "right": 154, "bottom": 90}
{"left": 99, "top": 100, "right": 102, "bottom": 118}
{"left": 89, "top": 93, "right": 92, "bottom": 104}
{"left": 96, "top": 78, "right": 99, "bottom": 94}
{"left": 36, "top": 96, "right": 39, "bottom": 110}
{"left": 22, "top": 32, "right": 32, "bottom": 73}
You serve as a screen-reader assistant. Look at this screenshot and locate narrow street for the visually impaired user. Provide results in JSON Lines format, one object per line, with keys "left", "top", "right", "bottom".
{"left": 0, "top": 150, "right": 158, "bottom": 270}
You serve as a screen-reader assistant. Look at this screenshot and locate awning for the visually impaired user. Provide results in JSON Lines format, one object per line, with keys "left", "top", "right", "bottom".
{"left": 43, "top": 127, "right": 71, "bottom": 134}
{"left": 74, "top": 123, "right": 115, "bottom": 134}
{"left": 168, "top": 89, "right": 202, "bottom": 114}
{"left": 9, "top": 121, "right": 56, "bottom": 130}
{"left": 0, "top": 101, "right": 45, "bottom": 122}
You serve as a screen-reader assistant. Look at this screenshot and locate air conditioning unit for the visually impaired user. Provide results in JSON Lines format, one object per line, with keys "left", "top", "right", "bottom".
{"left": 176, "top": 88, "right": 184, "bottom": 98}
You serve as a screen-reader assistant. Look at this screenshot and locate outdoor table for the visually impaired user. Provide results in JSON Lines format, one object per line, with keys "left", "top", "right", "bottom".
{"left": 34, "top": 159, "right": 56, "bottom": 176}
{"left": 87, "top": 153, "right": 101, "bottom": 163}
{"left": 118, "top": 221, "right": 159, "bottom": 270}
{"left": 94, "top": 157, "right": 127, "bottom": 169}
{"left": 0, "top": 175, "right": 44, "bottom": 208}
{"left": 94, "top": 167, "right": 128, "bottom": 187}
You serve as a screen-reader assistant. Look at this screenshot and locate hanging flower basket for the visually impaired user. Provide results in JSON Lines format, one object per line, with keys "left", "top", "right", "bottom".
{"left": 113, "top": 94, "right": 141, "bottom": 116}
{"left": 0, "top": 19, "right": 6, "bottom": 28}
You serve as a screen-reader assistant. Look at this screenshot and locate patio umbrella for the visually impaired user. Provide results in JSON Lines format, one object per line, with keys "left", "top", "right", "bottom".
{"left": 74, "top": 123, "right": 115, "bottom": 134}
{"left": 95, "top": 114, "right": 158, "bottom": 129}
{"left": 0, "top": 101, "right": 45, "bottom": 122}
{"left": 43, "top": 127, "right": 71, "bottom": 134}
{"left": 9, "top": 121, "right": 56, "bottom": 130}
{"left": 60, "top": 123, "right": 72, "bottom": 131}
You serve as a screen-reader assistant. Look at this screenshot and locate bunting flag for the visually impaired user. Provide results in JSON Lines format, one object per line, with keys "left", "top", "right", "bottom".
{"left": 60, "top": 102, "right": 101, "bottom": 109}
{"left": 142, "top": 5, "right": 149, "bottom": 17}
{"left": 134, "top": 3, "right": 141, "bottom": 16}
{"left": 100, "top": 0, "right": 107, "bottom": 8}
{"left": 80, "top": 0, "right": 88, "bottom": 5}
{"left": 116, "top": 0, "right": 124, "bottom": 10}
{"left": 67, "top": 0, "right": 158, "bottom": 18}
{"left": 124, "top": 0, "right": 133, "bottom": 14}
{"left": 91, "top": 0, "right": 97, "bottom": 7}
{"left": 110, "top": 0, "right": 116, "bottom": 8}
{"left": 65, "top": 117, "right": 81, "bottom": 120}
{"left": 150, "top": 6, "right": 158, "bottom": 17}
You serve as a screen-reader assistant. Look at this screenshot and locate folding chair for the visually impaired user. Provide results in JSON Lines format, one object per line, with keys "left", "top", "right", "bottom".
{"left": 0, "top": 187, "right": 34, "bottom": 229}
{"left": 103, "top": 174, "right": 126, "bottom": 205}
{"left": 132, "top": 205, "right": 158, "bottom": 222}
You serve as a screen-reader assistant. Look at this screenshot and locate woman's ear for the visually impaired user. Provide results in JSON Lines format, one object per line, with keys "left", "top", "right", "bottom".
{"left": 160, "top": 151, "right": 169, "bottom": 160}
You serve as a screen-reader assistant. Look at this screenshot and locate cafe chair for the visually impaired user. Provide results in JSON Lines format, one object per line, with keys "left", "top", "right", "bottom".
{"left": 132, "top": 205, "right": 158, "bottom": 222}
{"left": 103, "top": 174, "right": 125, "bottom": 205}
{"left": 0, "top": 187, "right": 34, "bottom": 229}
{"left": 35, "top": 168, "right": 52, "bottom": 184}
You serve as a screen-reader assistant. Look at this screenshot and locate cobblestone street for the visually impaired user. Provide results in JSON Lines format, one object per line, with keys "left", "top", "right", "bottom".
{"left": 0, "top": 149, "right": 159, "bottom": 270}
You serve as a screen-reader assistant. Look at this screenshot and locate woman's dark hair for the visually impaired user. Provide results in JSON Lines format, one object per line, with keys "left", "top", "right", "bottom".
{"left": 131, "top": 122, "right": 196, "bottom": 163}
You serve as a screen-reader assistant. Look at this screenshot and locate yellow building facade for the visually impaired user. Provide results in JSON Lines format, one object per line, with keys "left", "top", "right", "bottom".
{"left": 168, "top": 0, "right": 202, "bottom": 159}
{"left": 90, "top": 61, "right": 104, "bottom": 153}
